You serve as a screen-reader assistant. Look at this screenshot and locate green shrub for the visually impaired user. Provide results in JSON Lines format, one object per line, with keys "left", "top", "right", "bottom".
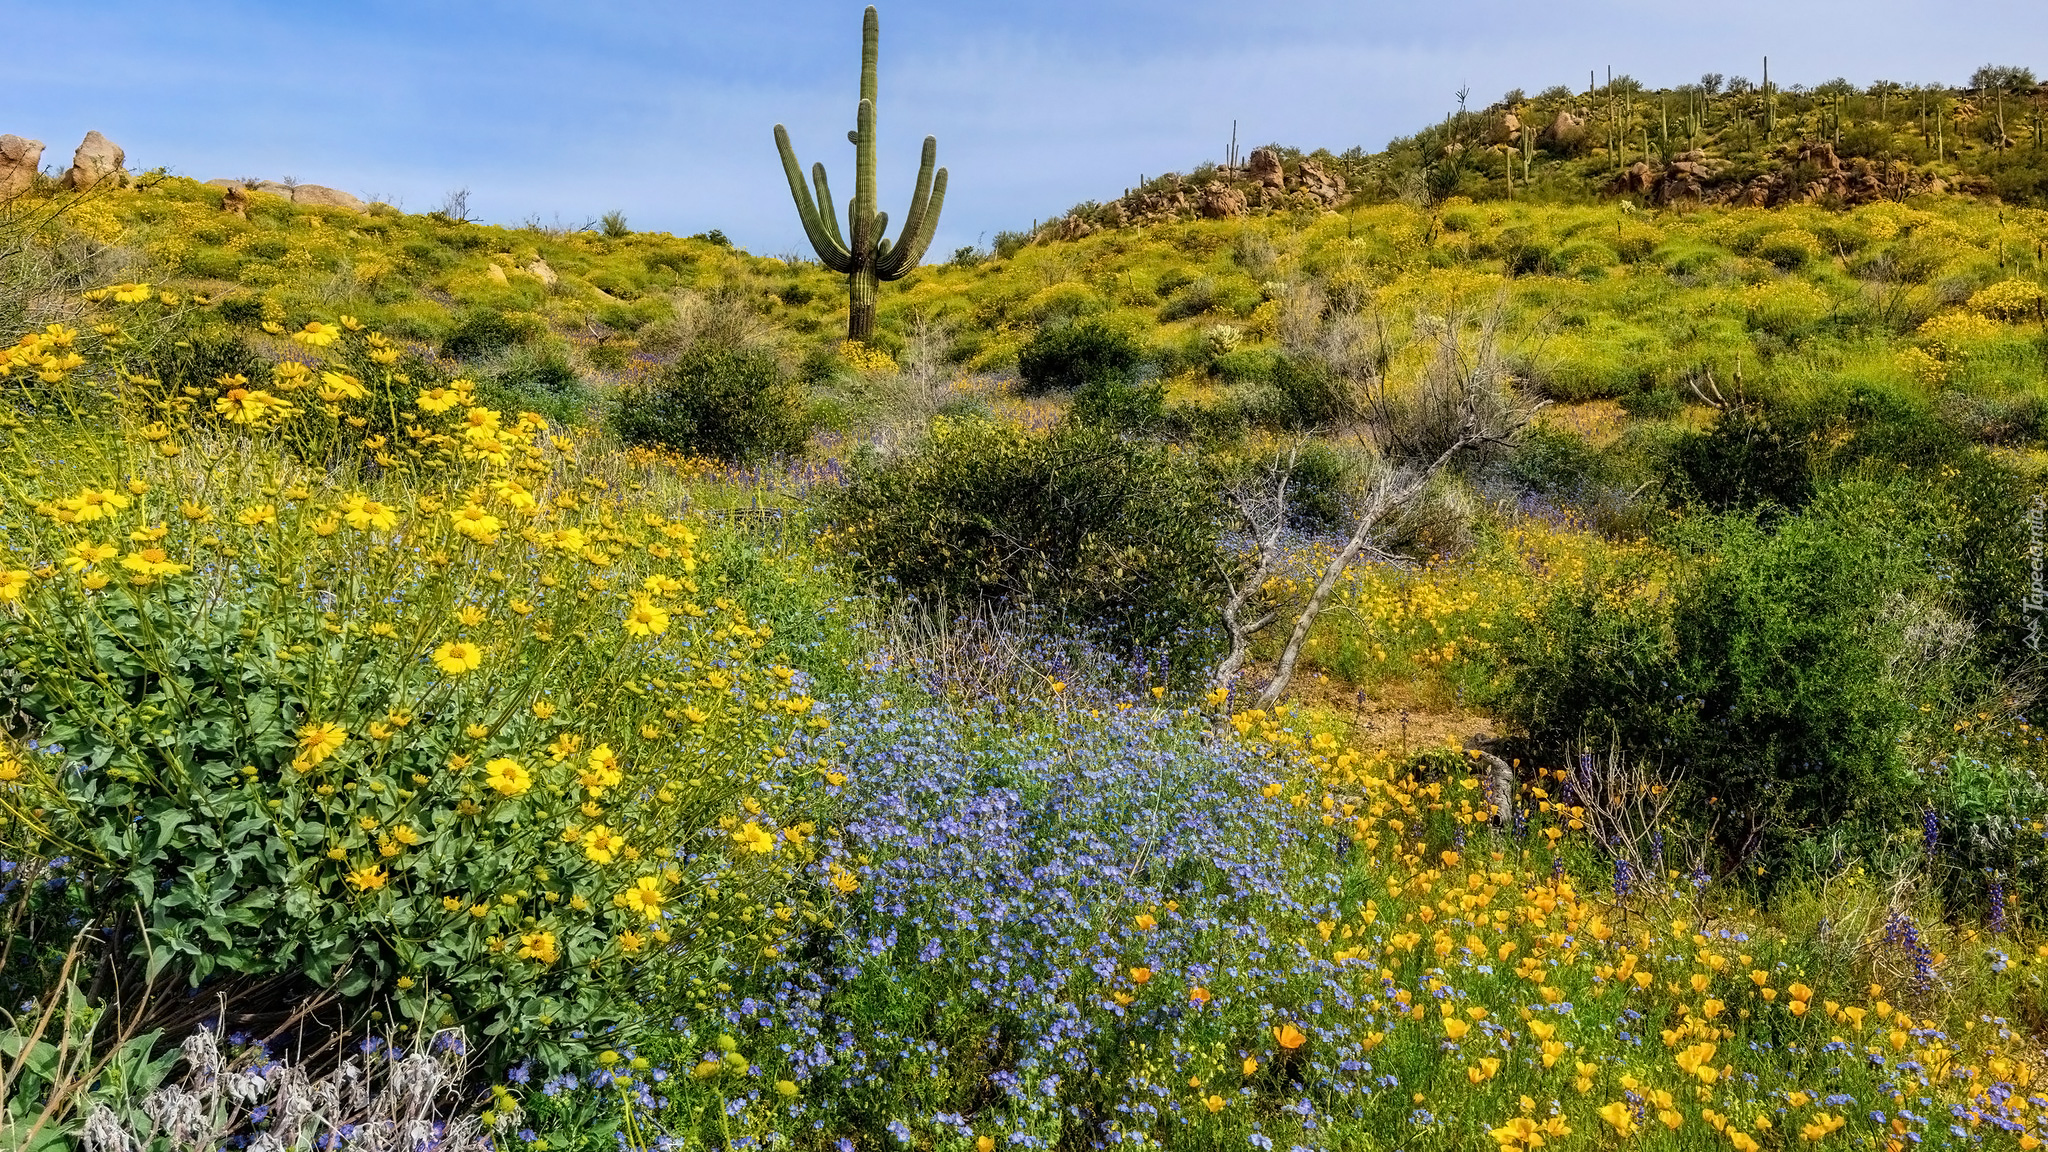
{"left": 1016, "top": 319, "right": 1144, "bottom": 396}
{"left": 825, "top": 419, "right": 1226, "bottom": 672}
{"left": 1212, "top": 347, "right": 1277, "bottom": 385}
{"left": 1618, "top": 385, "right": 1682, "bottom": 419}
{"left": 1158, "top": 277, "right": 1221, "bottom": 322}
{"left": 1069, "top": 373, "right": 1165, "bottom": 432}
{"left": 1282, "top": 441, "right": 1350, "bottom": 531}
{"left": 479, "top": 347, "right": 592, "bottom": 426}
{"left": 1504, "top": 423, "right": 1612, "bottom": 497}
{"left": 146, "top": 325, "right": 268, "bottom": 394}
{"left": 1663, "top": 404, "right": 1814, "bottom": 513}
{"left": 1261, "top": 354, "right": 1355, "bottom": 430}
{"left": 1754, "top": 230, "right": 1822, "bottom": 271}
{"left": 612, "top": 346, "right": 808, "bottom": 460}
{"left": 1490, "top": 507, "right": 1925, "bottom": 879}
{"left": 444, "top": 308, "right": 538, "bottom": 360}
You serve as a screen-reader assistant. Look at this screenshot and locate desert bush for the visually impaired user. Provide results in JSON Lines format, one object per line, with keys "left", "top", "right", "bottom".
{"left": 1280, "top": 440, "right": 1350, "bottom": 531}
{"left": 0, "top": 320, "right": 828, "bottom": 1073}
{"left": 825, "top": 418, "right": 1226, "bottom": 671}
{"left": 1663, "top": 403, "right": 1814, "bottom": 513}
{"left": 1069, "top": 372, "right": 1166, "bottom": 433}
{"left": 611, "top": 345, "right": 807, "bottom": 461}
{"left": 1504, "top": 422, "right": 1612, "bottom": 498}
{"left": 442, "top": 308, "right": 539, "bottom": 360}
{"left": 143, "top": 324, "right": 269, "bottom": 397}
{"left": 1491, "top": 505, "right": 1925, "bottom": 879}
{"left": 1158, "top": 276, "right": 1222, "bottom": 322}
{"left": 1211, "top": 347, "right": 1277, "bottom": 386}
{"left": 1617, "top": 383, "right": 1682, "bottom": 419}
{"left": 1754, "top": 229, "right": 1822, "bottom": 270}
{"left": 478, "top": 345, "right": 591, "bottom": 426}
{"left": 1015, "top": 318, "right": 1144, "bottom": 396}
{"left": 1239, "top": 353, "right": 1357, "bottom": 431}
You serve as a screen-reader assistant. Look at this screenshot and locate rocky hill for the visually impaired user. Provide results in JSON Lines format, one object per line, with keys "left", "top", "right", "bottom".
{"left": 1032, "top": 67, "right": 2048, "bottom": 244}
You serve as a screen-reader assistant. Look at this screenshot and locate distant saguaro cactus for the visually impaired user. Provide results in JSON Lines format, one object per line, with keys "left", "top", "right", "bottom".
{"left": 773, "top": 6, "right": 947, "bottom": 342}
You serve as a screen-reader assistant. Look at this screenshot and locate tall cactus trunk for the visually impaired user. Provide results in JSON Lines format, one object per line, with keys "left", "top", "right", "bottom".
{"left": 847, "top": 264, "right": 878, "bottom": 340}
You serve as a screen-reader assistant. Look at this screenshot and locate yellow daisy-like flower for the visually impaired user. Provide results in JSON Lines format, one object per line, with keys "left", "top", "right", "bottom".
{"left": 617, "top": 876, "right": 665, "bottom": 921}
{"left": 119, "top": 548, "right": 189, "bottom": 582}
{"left": 62, "top": 541, "right": 118, "bottom": 572}
{"left": 111, "top": 282, "right": 154, "bottom": 304}
{"left": 582, "top": 744, "right": 623, "bottom": 795}
{"left": 623, "top": 598, "right": 670, "bottom": 637}
{"left": 617, "top": 930, "right": 645, "bottom": 955}
{"left": 828, "top": 864, "right": 859, "bottom": 894}
{"left": 318, "top": 370, "right": 366, "bottom": 402}
{"left": 296, "top": 721, "right": 347, "bottom": 768}
{"left": 345, "top": 864, "right": 387, "bottom": 892}
{"left": 237, "top": 505, "right": 278, "bottom": 528}
{"left": 56, "top": 488, "right": 131, "bottom": 523}
{"left": 494, "top": 478, "right": 537, "bottom": 512}
{"left": 432, "top": 640, "right": 484, "bottom": 675}
{"left": 0, "top": 570, "right": 31, "bottom": 603}
{"left": 450, "top": 504, "right": 503, "bottom": 542}
{"left": 416, "top": 386, "right": 462, "bottom": 414}
{"left": 339, "top": 494, "right": 399, "bottom": 532}
{"left": 292, "top": 321, "right": 340, "bottom": 348}
{"left": 484, "top": 757, "right": 532, "bottom": 797}
{"left": 733, "top": 822, "right": 776, "bottom": 855}
{"left": 516, "top": 930, "right": 558, "bottom": 965}
{"left": 213, "top": 387, "right": 292, "bottom": 425}
{"left": 583, "top": 824, "right": 627, "bottom": 865}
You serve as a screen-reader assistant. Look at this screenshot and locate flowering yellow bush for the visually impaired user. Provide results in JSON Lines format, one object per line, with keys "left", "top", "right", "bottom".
{"left": 0, "top": 302, "right": 832, "bottom": 1069}
{"left": 836, "top": 338, "right": 898, "bottom": 375}
{"left": 1917, "top": 309, "right": 2006, "bottom": 359}
{"left": 1968, "top": 278, "right": 2047, "bottom": 322}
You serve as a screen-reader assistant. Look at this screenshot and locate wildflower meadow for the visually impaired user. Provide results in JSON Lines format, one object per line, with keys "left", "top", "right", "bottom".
{"left": 4, "top": 44, "right": 2048, "bottom": 1152}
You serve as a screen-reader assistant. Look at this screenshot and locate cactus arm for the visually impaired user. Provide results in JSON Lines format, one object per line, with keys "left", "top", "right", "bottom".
{"left": 872, "top": 211, "right": 888, "bottom": 250}
{"left": 849, "top": 98, "right": 877, "bottom": 265}
{"left": 878, "top": 167, "right": 946, "bottom": 281}
{"left": 878, "top": 136, "right": 936, "bottom": 264}
{"left": 773, "top": 125, "right": 851, "bottom": 273}
{"left": 812, "top": 163, "right": 847, "bottom": 251}
{"left": 860, "top": 6, "right": 879, "bottom": 108}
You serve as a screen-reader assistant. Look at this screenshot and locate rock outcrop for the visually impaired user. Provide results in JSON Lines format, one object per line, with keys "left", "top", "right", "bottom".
{"left": 0, "top": 135, "right": 44, "bottom": 199}
{"left": 63, "top": 131, "right": 126, "bottom": 191}
{"left": 1604, "top": 142, "right": 1945, "bottom": 209}
{"left": 525, "top": 257, "right": 559, "bottom": 287}
{"left": 1294, "top": 158, "right": 1346, "bottom": 206}
{"left": 220, "top": 183, "right": 250, "bottom": 219}
{"left": 204, "top": 179, "right": 366, "bottom": 213}
{"left": 287, "top": 184, "right": 366, "bottom": 212}
{"left": 1047, "top": 214, "right": 1096, "bottom": 242}
{"left": 1198, "top": 181, "right": 1247, "bottom": 219}
{"left": 1247, "top": 147, "right": 1285, "bottom": 192}
{"left": 1544, "top": 111, "right": 1585, "bottom": 148}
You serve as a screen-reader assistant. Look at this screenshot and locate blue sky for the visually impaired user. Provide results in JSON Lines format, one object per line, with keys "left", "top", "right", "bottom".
{"left": 11, "top": 2, "right": 2045, "bottom": 257}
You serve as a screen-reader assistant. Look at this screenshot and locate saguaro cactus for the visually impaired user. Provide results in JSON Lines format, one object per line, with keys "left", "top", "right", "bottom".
{"left": 774, "top": 6, "right": 947, "bottom": 342}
